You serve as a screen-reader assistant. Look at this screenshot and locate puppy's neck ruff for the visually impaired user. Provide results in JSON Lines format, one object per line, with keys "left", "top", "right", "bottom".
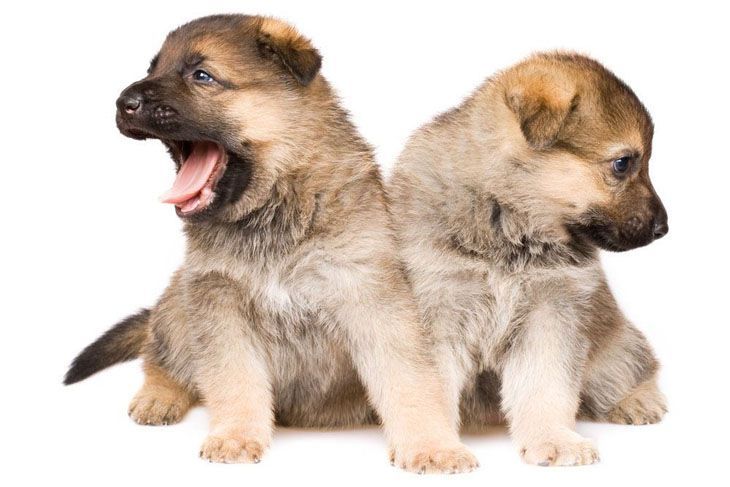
{"left": 444, "top": 188, "right": 596, "bottom": 271}
{"left": 185, "top": 135, "right": 379, "bottom": 264}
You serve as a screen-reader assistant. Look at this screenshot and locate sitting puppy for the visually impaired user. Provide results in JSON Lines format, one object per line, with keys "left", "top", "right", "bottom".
{"left": 65, "top": 15, "right": 477, "bottom": 474}
{"left": 388, "top": 52, "right": 668, "bottom": 466}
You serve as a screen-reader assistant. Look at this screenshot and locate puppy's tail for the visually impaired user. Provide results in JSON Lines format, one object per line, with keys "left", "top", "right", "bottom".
{"left": 63, "top": 309, "right": 150, "bottom": 385}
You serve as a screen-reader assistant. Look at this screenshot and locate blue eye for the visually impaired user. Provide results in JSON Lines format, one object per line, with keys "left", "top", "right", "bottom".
{"left": 612, "top": 156, "right": 632, "bottom": 175}
{"left": 192, "top": 69, "right": 214, "bottom": 83}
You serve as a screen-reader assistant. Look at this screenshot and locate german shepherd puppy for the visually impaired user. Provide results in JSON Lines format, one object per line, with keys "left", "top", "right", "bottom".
{"left": 64, "top": 15, "right": 477, "bottom": 473}
{"left": 388, "top": 52, "right": 668, "bottom": 466}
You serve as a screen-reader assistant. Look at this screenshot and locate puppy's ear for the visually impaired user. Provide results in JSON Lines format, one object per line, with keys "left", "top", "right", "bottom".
{"left": 506, "top": 79, "right": 578, "bottom": 150}
{"left": 257, "top": 18, "right": 322, "bottom": 86}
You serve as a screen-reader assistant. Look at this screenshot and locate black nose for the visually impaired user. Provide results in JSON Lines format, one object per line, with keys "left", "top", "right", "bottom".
{"left": 117, "top": 93, "right": 143, "bottom": 114}
{"left": 653, "top": 220, "right": 668, "bottom": 239}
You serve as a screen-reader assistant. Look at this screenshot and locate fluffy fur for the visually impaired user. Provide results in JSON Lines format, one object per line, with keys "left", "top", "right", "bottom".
{"left": 388, "top": 52, "right": 668, "bottom": 466}
{"left": 65, "top": 15, "right": 477, "bottom": 473}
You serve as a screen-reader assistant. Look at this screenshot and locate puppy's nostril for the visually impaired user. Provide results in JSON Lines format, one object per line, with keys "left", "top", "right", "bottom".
{"left": 124, "top": 97, "right": 141, "bottom": 113}
{"left": 653, "top": 221, "right": 668, "bottom": 239}
{"left": 118, "top": 94, "right": 143, "bottom": 114}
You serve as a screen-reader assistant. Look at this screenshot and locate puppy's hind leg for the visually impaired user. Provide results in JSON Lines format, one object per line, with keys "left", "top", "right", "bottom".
{"left": 580, "top": 320, "right": 666, "bottom": 426}
{"left": 606, "top": 375, "right": 666, "bottom": 425}
{"left": 128, "top": 272, "right": 198, "bottom": 426}
{"left": 129, "top": 361, "right": 197, "bottom": 426}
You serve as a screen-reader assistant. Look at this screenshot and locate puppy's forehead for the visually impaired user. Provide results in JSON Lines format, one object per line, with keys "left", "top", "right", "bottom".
{"left": 153, "top": 16, "right": 257, "bottom": 73}
{"left": 157, "top": 35, "right": 242, "bottom": 67}
{"left": 582, "top": 58, "right": 654, "bottom": 156}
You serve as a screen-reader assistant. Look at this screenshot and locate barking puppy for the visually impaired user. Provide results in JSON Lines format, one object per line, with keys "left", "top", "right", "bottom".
{"left": 388, "top": 52, "right": 668, "bottom": 466}
{"left": 64, "top": 15, "right": 477, "bottom": 473}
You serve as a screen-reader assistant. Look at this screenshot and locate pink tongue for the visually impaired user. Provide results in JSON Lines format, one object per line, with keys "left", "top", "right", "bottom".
{"left": 160, "top": 142, "right": 221, "bottom": 205}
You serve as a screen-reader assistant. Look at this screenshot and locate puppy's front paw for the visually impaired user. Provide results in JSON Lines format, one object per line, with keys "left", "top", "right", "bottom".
{"left": 520, "top": 431, "right": 599, "bottom": 467}
{"left": 607, "top": 382, "right": 667, "bottom": 425}
{"left": 199, "top": 433, "right": 267, "bottom": 464}
{"left": 390, "top": 442, "right": 478, "bottom": 474}
{"left": 128, "top": 391, "right": 189, "bottom": 426}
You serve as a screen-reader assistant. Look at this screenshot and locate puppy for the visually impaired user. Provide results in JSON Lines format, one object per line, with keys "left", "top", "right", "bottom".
{"left": 388, "top": 52, "right": 668, "bottom": 466}
{"left": 64, "top": 15, "right": 477, "bottom": 473}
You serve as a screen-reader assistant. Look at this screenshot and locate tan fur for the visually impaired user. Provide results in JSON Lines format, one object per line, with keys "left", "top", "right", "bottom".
{"left": 118, "top": 15, "right": 475, "bottom": 473}
{"left": 128, "top": 362, "right": 197, "bottom": 425}
{"left": 258, "top": 17, "right": 313, "bottom": 52}
{"left": 606, "top": 374, "right": 666, "bottom": 425}
{"left": 388, "top": 52, "right": 666, "bottom": 467}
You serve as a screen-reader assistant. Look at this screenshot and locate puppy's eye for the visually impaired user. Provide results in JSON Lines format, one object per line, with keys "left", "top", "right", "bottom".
{"left": 192, "top": 69, "right": 215, "bottom": 84}
{"left": 612, "top": 156, "right": 632, "bottom": 176}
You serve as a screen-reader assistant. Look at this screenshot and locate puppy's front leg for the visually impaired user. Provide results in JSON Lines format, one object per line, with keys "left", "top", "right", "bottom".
{"left": 335, "top": 275, "right": 477, "bottom": 474}
{"left": 501, "top": 303, "right": 599, "bottom": 467}
{"left": 188, "top": 272, "right": 273, "bottom": 464}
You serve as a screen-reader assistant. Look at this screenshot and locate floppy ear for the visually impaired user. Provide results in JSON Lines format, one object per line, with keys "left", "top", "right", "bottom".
{"left": 257, "top": 18, "right": 322, "bottom": 86}
{"left": 506, "top": 82, "right": 578, "bottom": 150}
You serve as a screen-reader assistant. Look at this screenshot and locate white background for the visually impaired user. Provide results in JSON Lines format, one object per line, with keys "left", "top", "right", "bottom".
{"left": 1, "top": 1, "right": 728, "bottom": 485}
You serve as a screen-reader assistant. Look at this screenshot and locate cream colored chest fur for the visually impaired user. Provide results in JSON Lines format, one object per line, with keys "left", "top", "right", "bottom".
{"left": 412, "top": 248, "right": 602, "bottom": 375}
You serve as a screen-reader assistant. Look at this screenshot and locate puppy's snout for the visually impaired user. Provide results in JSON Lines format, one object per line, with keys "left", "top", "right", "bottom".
{"left": 117, "top": 82, "right": 157, "bottom": 116}
{"left": 118, "top": 93, "right": 143, "bottom": 114}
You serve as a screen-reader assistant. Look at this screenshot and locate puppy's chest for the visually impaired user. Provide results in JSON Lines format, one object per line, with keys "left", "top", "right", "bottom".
{"left": 428, "top": 267, "right": 526, "bottom": 360}
{"left": 255, "top": 272, "right": 297, "bottom": 313}
{"left": 191, "top": 245, "right": 308, "bottom": 316}
{"left": 472, "top": 273, "right": 527, "bottom": 353}
{"left": 440, "top": 264, "right": 601, "bottom": 368}
{"left": 245, "top": 266, "right": 316, "bottom": 331}
{"left": 191, "top": 235, "right": 344, "bottom": 340}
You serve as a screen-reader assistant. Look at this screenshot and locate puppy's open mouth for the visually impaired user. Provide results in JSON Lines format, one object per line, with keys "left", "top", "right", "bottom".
{"left": 160, "top": 141, "right": 228, "bottom": 216}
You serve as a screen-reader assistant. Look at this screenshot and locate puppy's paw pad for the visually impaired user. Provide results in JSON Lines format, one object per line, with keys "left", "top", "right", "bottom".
{"left": 128, "top": 394, "right": 187, "bottom": 426}
{"left": 199, "top": 435, "right": 266, "bottom": 464}
{"left": 392, "top": 443, "right": 478, "bottom": 474}
{"left": 521, "top": 435, "right": 599, "bottom": 467}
